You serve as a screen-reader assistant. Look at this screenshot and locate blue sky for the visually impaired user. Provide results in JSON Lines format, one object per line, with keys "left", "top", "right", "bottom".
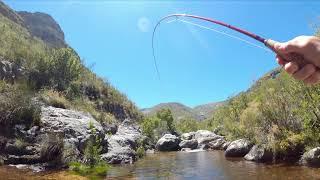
{"left": 4, "top": 0, "right": 320, "bottom": 108}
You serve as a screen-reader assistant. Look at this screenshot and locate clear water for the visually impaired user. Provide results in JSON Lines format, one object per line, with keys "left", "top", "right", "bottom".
{"left": 1, "top": 151, "right": 320, "bottom": 179}
{"left": 107, "top": 151, "right": 320, "bottom": 180}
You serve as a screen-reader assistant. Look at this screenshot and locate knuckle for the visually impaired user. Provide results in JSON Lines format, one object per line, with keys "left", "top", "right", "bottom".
{"left": 305, "top": 64, "right": 316, "bottom": 73}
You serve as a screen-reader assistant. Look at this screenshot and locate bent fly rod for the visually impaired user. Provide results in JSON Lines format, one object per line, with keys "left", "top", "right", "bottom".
{"left": 152, "top": 14, "right": 304, "bottom": 79}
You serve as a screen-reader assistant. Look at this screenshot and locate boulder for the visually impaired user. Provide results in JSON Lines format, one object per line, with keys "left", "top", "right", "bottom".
{"left": 100, "top": 122, "right": 143, "bottom": 164}
{"left": 225, "top": 139, "right": 253, "bottom": 157}
{"left": 244, "top": 145, "right": 273, "bottom": 162}
{"left": 155, "top": 134, "right": 180, "bottom": 151}
{"left": 197, "top": 136, "right": 223, "bottom": 146}
{"left": 194, "top": 130, "right": 216, "bottom": 140}
{"left": 179, "top": 139, "right": 198, "bottom": 150}
{"left": 300, "top": 147, "right": 320, "bottom": 167}
{"left": 181, "top": 132, "right": 195, "bottom": 140}
{"left": 40, "top": 106, "right": 105, "bottom": 153}
{"left": 208, "top": 138, "right": 226, "bottom": 150}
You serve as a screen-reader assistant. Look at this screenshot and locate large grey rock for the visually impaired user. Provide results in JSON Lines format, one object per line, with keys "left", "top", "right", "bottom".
{"left": 208, "top": 138, "right": 226, "bottom": 150}
{"left": 100, "top": 122, "right": 143, "bottom": 164}
{"left": 225, "top": 139, "right": 253, "bottom": 157}
{"left": 300, "top": 147, "right": 320, "bottom": 167}
{"left": 244, "top": 145, "right": 273, "bottom": 162}
{"left": 179, "top": 139, "right": 198, "bottom": 150}
{"left": 40, "top": 106, "right": 104, "bottom": 153}
{"left": 194, "top": 130, "right": 216, "bottom": 140}
{"left": 156, "top": 134, "right": 180, "bottom": 151}
{"left": 181, "top": 132, "right": 195, "bottom": 140}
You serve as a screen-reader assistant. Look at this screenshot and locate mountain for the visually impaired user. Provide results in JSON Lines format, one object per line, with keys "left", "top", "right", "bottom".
{"left": 193, "top": 101, "right": 225, "bottom": 119}
{"left": 142, "top": 101, "right": 225, "bottom": 121}
{"left": 18, "top": 11, "right": 66, "bottom": 48}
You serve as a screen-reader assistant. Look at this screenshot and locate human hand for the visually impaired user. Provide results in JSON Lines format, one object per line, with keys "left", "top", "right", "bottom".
{"left": 274, "top": 36, "right": 320, "bottom": 85}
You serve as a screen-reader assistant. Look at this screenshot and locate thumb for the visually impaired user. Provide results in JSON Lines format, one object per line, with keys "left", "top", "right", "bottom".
{"left": 273, "top": 41, "right": 301, "bottom": 54}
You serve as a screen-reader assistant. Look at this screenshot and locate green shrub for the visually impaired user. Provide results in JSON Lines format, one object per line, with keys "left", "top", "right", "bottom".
{"left": 69, "top": 161, "right": 109, "bottom": 178}
{"left": 69, "top": 122, "right": 109, "bottom": 178}
{"left": 136, "top": 146, "right": 145, "bottom": 158}
{"left": 40, "top": 133, "right": 64, "bottom": 164}
{"left": 40, "top": 89, "right": 71, "bottom": 109}
{"left": 175, "top": 118, "right": 200, "bottom": 133}
{"left": 29, "top": 48, "right": 83, "bottom": 91}
{"left": 0, "top": 82, "right": 40, "bottom": 127}
{"left": 84, "top": 122, "right": 102, "bottom": 167}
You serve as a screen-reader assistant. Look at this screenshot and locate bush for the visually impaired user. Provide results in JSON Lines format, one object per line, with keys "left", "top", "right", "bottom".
{"left": 40, "top": 133, "right": 64, "bottom": 164}
{"left": 0, "top": 82, "right": 40, "bottom": 127}
{"left": 175, "top": 118, "right": 200, "bottom": 133}
{"left": 136, "top": 146, "right": 145, "bottom": 158}
{"left": 40, "top": 89, "right": 71, "bottom": 109}
{"left": 29, "top": 48, "right": 83, "bottom": 91}
{"left": 69, "top": 122, "right": 109, "bottom": 178}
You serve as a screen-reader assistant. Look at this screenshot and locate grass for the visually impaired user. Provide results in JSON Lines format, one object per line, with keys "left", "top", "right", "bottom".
{"left": 69, "top": 161, "right": 110, "bottom": 179}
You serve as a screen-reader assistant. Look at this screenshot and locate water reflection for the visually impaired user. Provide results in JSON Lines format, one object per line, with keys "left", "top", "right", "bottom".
{"left": 107, "top": 151, "right": 320, "bottom": 180}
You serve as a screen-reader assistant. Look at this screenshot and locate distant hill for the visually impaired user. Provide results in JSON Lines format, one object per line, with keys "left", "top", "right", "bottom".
{"left": 193, "top": 102, "right": 225, "bottom": 119}
{"left": 142, "top": 101, "right": 225, "bottom": 121}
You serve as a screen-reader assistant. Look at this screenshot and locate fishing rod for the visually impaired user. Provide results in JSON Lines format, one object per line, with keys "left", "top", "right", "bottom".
{"left": 152, "top": 14, "right": 305, "bottom": 79}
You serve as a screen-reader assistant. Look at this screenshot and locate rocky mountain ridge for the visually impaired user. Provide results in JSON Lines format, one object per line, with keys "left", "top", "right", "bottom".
{"left": 142, "top": 101, "right": 225, "bottom": 121}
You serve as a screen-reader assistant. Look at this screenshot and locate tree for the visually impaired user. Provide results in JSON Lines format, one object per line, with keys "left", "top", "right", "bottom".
{"left": 156, "top": 108, "right": 175, "bottom": 133}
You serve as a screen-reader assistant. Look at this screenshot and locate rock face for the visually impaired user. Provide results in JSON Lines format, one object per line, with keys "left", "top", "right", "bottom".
{"left": 244, "top": 145, "right": 273, "bottom": 162}
{"left": 41, "top": 106, "right": 104, "bottom": 154}
{"left": 100, "top": 120, "right": 143, "bottom": 164}
{"left": 300, "top": 147, "right": 320, "bottom": 167}
{"left": 179, "top": 139, "right": 198, "bottom": 150}
{"left": 2, "top": 106, "right": 107, "bottom": 167}
{"left": 18, "top": 11, "right": 66, "bottom": 48}
{"left": 156, "top": 134, "right": 180, "bottom": 151}
{"left": 225, "top": 139, "right": 253, "bottom": 157}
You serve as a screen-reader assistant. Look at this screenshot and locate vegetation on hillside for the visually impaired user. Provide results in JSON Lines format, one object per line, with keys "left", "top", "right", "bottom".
{"left": 0, "top": 8, "right": 142, "bottom": 129}
{"left": 202, "top": 70, "right": 320, "bottom": 159}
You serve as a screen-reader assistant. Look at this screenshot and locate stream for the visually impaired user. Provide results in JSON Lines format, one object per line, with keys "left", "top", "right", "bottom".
{"left": 1, "top": 151, "right": 320, "bottom": 179}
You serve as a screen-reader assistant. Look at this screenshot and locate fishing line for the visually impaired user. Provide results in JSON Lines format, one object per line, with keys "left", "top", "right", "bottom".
{"left": 152, "top": 14, "right": 305, "bottom": 80}
{"left": 177, "top": 19, "right": 273, "bottom": 53}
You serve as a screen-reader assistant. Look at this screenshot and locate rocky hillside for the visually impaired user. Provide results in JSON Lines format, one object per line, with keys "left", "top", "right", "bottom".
{"left": 0, "top": 2, "right": 65, "bottom": 48}
{"left": 0, "top": 0, "right": 145, "bottom": 171}
{"left": 0, "top": 1, "right": 142, "bottom": 123}
{"left": 142, "top": 101, "right": 225, "bottom": 121}
{"left": 18, "top": 11, "right": 66, "bottom": 48}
